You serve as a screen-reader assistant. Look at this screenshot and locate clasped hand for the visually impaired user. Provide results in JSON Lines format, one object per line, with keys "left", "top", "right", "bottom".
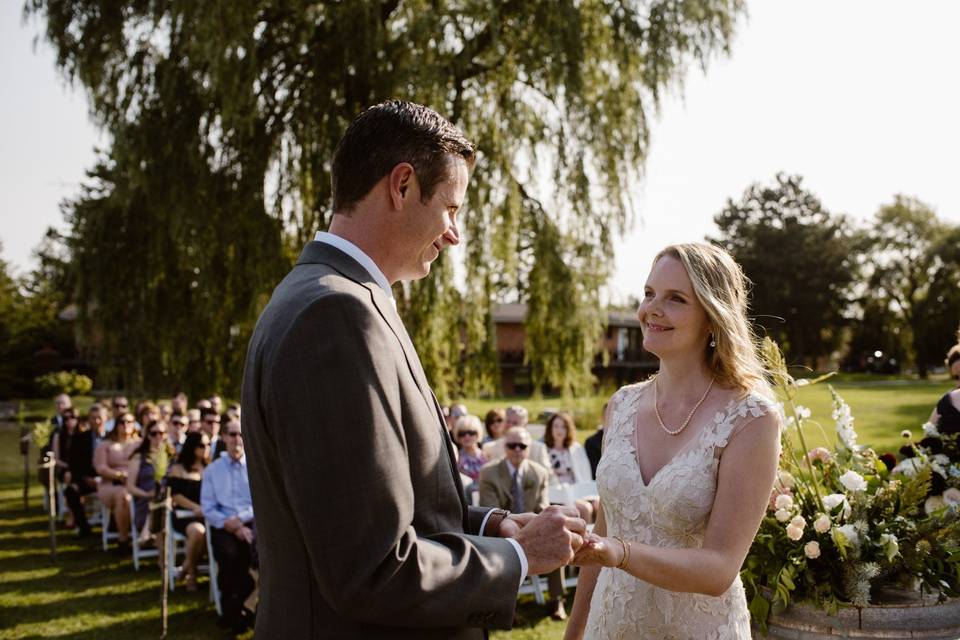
{"left": 502, "top": 505, "right": 588, "bottom": 575}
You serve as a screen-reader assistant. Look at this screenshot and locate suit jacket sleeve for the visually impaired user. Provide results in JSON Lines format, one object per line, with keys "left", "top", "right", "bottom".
{"left": 258, "top": 293, "right": 520, "bottom": 628}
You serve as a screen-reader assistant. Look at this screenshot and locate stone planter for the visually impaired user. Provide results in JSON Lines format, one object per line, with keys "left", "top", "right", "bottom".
{"left": 756, "top": 589, "right": 960, "bottom": 639}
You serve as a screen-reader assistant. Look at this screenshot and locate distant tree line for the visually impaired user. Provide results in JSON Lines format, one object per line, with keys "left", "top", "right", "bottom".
{"left": 712, "top": 174, "right": 960, "bottom": 377}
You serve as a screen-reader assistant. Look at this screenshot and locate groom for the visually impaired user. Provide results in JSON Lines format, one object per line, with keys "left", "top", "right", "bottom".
{"left": 242, "top": 100, "right": 586, "bottom": 639}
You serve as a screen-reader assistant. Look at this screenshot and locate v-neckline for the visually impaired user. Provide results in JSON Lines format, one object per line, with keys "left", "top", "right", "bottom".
{"left": 628, "top": 383, "right": 715, "bottom": 487}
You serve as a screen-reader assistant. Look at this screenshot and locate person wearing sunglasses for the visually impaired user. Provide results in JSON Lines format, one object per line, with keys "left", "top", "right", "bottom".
{"left": 94, "top": 411, "right": 141, "bottom": 551}
{"left": 478, "top": 427, "right": 568, "bottom": 620}
{"left": 127, "top": 419, "right": 175, "bottom": 543}
{"left": 201, "top": 420, "right": 257, "bottom": 633}
{"left": 454, "top": 415, "right": 487, "bottom": 484}
{"left": 104, "top": 396, "right": 130, "bottom": 433}
{"left": 483, "top": 409, "right": 507, "bottom": 444}
{"left": 168, "top": 431, "right": 211, "bottom": 590}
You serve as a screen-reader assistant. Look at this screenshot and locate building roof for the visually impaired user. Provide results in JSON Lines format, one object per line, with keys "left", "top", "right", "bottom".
{"left": 492, "top": 303, "right": 641, "bottom": 328}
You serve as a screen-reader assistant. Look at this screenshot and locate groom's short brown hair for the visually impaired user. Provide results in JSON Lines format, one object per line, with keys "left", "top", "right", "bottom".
{"left": 331, "top": 100, "right": 475, "bottom": 213}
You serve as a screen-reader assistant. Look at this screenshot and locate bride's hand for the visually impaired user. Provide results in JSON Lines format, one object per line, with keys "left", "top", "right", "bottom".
{"left": 571, "top": 533, "right": 620, "bottom": 567}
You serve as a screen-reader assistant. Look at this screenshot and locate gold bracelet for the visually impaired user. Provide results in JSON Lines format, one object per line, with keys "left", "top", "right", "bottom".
{"left": 612, "top": 535, "right": 631, "bottom": 570}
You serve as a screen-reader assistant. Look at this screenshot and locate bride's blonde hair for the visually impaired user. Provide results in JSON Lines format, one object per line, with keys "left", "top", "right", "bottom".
{"left": 653, "top": 243, "right": 771, "bottom": 398}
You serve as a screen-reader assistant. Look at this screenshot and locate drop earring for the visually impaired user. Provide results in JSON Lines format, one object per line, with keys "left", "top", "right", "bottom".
{"left": 709, "top": 335, "right": 716, "bottom": 348}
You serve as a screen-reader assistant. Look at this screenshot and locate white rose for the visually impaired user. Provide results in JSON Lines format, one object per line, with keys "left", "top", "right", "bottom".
{"left": 922, "top": 422, "right": 940, "bottom": 437}
{"left": 814, "top": 514, "right": 831, "bottom": 534}
{"left": 925, "top": 496, "right": 947, "bottom": 514}
{"left": 775, "top": 494, "right": 794, "bottom": 510}
{"left": 786, "top": 524, "right": 804, "bottom": 541}
{"left": 775, "top": 508, "right": 792, "bottom": 523}
{"left": 796, "top": 405, "right": 812, "bottom": 420}
{"left": 839, "top": 470, "right": 867, "bottom": 493}
{"left": 804, "top": 540, "right": 821, "bottom": 559}
{"left": 835, "top": 524, "right": 860, "bottom": 547}
{"left": 943, "top": 487, "right": 960, "bottom": 506}
{"left": 789, "top": 515, "right": 806, "bottom": 530}
{"left": 891, "top": 458, "right": 922, "bottom": 478}
{"left": 822, "top": 494, "right": 846, "bottom": 510}
{"left": 777, "top": 470, "right": 796, "bottom": 489}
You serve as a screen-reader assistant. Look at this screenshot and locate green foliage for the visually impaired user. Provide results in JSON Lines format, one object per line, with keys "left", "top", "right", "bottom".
{"left": 27, "top": 0, "right": 745, "bottom": 397}
{"left": 861, "top": 196, "right": 960, "bottom": 377}
{"left": 712, "top": 175, "right": 861, "bottom": 367}
{"left": 33, "top": 370, "right": 93, "bottom": 396}
{"left": 0, "top": 238, "right": 78, "bottom": 399}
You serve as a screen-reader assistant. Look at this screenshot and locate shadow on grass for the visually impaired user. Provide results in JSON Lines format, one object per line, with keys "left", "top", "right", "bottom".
{"left": 2, "top": 584, "right": 161, "bottom": 626}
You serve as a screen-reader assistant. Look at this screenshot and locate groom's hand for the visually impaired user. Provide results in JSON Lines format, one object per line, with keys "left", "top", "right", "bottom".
{"left": 512, "top": 505, "right": 587, "bottom": 575}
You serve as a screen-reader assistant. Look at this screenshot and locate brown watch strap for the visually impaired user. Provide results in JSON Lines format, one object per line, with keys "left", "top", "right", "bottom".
{"left": 483, "top": 508, "right": 511, "bottom": 537}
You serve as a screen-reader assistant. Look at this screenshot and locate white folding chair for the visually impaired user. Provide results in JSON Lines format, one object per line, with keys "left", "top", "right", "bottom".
{"left": 129, "top": 498, "right": 159, "bottom": 570}
{"left": 517, "top": 574, "right": 547, "bottom": 605}
{"left": 166, "top": 509, "right": 189, "bottom": 590}
{"left": 100, "top": 502, "right": 118, "bottom": 551}
{"left": 206, "top": 521, "right": 222, "bottom": 616}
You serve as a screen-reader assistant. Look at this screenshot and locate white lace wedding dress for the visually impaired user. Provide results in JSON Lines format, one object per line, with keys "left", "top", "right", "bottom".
{"left": 583, "top": 380, "right": 776, "bottom": 640}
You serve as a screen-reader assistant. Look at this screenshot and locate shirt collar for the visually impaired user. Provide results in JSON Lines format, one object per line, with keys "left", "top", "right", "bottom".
{"left": 314, "top": 231, "right": 394, "bottom": 306}
{"left": 506, "top": 460, "right": 522, "bottom": 477}
{"left": 227, "top": 453, "right": 246, "bottom": 467}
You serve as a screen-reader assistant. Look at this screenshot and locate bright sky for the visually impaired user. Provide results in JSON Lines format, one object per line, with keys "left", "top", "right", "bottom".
{"left": 2, "top": 2, "right": 959, "bottom": 305}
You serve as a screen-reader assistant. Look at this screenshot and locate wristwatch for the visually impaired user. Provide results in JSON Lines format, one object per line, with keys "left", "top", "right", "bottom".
{"left": 483, "top": 508, "right": 511, "bottom": 536}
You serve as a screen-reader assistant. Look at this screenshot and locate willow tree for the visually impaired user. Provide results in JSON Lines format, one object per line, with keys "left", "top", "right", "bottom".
{"left": 29, "top": 0, "right": 744, "bottom": 398}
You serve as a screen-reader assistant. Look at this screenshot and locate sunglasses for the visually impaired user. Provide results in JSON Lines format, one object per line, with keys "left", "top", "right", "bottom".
{"left": 491, "top": 418, "right": 504, "bottom": 423}
{"left": 148, "top": 430, "right": 166, "bottom": 437}
{"left": 225, "top": 431, "right": 242, "bottom": 438}
{"left": 122, "top": 419, "right": 136, "bottom": 425}
{"left": 457, "top": 430, "right": 478, "bottom": 438}
{"left": 172, "top": 420, "right": 187, "bottom": 426}
{"left": 505, "top": 442, "right": 528, "bottom": 451}
{"left": 204, "top": 419, "right": 219, "bottom": 425}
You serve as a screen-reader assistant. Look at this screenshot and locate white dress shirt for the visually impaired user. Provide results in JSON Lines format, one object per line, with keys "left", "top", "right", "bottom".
{"left": 314, "top": 231, "right": 395, "bottom": 308}
{"left": 314, "top": 230, "right": 528, "bottom": 588}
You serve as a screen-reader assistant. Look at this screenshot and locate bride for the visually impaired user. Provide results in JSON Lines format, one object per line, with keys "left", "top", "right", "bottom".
{"left": 565, "top": 243, "right": 781, "bottom": 640}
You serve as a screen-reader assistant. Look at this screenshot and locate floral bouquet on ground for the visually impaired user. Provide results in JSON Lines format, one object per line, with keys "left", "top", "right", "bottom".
{"left": 742, "top": 339, "right": 960, "bottom": 633}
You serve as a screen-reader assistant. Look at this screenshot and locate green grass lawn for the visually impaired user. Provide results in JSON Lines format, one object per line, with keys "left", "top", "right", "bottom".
{"left": 0, "top": 375, "right": 952, "bottom": 638}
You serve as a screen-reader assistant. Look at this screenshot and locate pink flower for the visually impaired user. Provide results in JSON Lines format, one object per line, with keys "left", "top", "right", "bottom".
{"left": 807, "top": 447, "right": 833, "bottom": 464}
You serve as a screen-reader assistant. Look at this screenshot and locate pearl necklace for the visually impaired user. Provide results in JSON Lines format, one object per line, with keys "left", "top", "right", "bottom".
{"left": 654, "top": 375, "right": 715, "bottom": 436}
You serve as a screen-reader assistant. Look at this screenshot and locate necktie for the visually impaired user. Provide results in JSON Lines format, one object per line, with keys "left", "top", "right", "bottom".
{"left": 511, "top": 468, "right": 525, "bottom": 512}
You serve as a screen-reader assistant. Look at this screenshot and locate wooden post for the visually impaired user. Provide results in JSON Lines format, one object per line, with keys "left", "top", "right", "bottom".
{"left": 42, "top": 453, "right": 57, "bottom": 562}
{"left": 160, "top": 487, "right": 171, "bottom": 639}
{"left": 20, "top": 422, "right": 30, "bottom": 511}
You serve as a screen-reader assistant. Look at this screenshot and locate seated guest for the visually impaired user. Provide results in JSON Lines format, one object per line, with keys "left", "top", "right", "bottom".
{"left": 544, "top": 412, "right": 598, "bottom": 522}
{"left": 445, "top": 402, "right": 468, "bottom": 435}
{"left": 135, "top": 401, "right": 160, "bottom": 436}
{"left": 483, "top": 408, "right": 507, "bottom": 444}
{"left": 929, "top": 341, "right": 960, "bottom": 434}
{"left": 186, "top": 409, "right": 203, "bottom": 434}
{"left": 478, "top": 427, "right": 568, "bottom": 620}
{"left": 169, "top": 414, "right": 188, "bottom": 453}
{"left": 159, "top": 402, "right": 173, "bottom": 424}
{"left": 104, "top": 396, "right": 130, "bottom": 433}
{"left": 94, "top": 411, "right": 140, "bottom": 551}
{"left": 482, "top": 405, "right": 552, "bottom": 472}
{"left": 127, "top": 420, "right": 175, "bottom": 543}
{"left": 168, "top": 431, "right": 211, "bottom": 590}
{"left": 64, "top": 405, "right": 107, "bottom": 537}
{"left": 201, "top": 422, "right": 257, "bottom": 632}
{"left": 200, "top": 407, "right": 223, "bottom": 457}
{"left": 454, "top": 415, "right": 486, "bottom": 483}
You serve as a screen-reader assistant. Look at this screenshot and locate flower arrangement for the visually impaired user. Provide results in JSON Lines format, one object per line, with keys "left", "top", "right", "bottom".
{"left": 742, "top": 339, "right": 960, "bottom": 633}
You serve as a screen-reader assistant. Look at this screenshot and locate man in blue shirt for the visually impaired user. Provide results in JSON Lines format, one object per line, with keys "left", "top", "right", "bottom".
{"left": 201, "top": 421, "right": 256, "bottom": 632}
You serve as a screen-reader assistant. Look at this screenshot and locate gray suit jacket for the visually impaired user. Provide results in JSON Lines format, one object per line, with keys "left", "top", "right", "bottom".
{"left": 477, "top": 459, "right": 551, "bottom": 515}
{"left": 241, "top": 242, "right": 521, "bottom": 639}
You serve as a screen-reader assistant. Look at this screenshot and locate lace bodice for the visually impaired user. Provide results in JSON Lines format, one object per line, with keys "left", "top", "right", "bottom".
{"left": 584, "top": 380, "right": 775, "bottom": 640}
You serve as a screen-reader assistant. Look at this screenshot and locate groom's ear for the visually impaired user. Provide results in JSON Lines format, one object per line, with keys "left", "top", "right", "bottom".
{"left": 388, "top": 163, "right": 416, "bottom": 209}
